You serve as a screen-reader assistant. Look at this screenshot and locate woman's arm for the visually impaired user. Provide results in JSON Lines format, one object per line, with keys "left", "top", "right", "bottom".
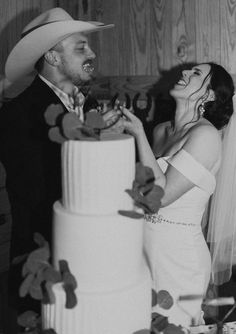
{"left": 161, "top": 124, "right": 222, "bottom": 205}
{"left": 122, "top": 108, "right": 222, "bottom": 207}
{"left": 122, "top": 108, "right": 167, "bottom": 188}
{"left": 152, "top": 121, "right": 169, "bottom": 157}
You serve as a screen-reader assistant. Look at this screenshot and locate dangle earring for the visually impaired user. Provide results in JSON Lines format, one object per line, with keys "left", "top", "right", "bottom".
{"left": 199, "top": 103, "right": 205, "bottom": 117}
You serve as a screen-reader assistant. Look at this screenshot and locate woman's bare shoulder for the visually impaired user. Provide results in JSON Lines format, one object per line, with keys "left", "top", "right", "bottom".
{"left": 188, "top": 121, "right": 221, "bottom": 145}
{"left": 183, "top": 122, "right": 222, "bottom": 169}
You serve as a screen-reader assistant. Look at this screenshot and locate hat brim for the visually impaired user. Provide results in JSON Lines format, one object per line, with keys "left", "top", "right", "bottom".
{"left": 5, "top": 20, "right": 114, "bottom": 82}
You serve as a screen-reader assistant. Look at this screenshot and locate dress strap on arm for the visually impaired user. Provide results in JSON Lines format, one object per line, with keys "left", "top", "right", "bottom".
{"left": 167, "top": 149, "right": 216, "bottom": 195}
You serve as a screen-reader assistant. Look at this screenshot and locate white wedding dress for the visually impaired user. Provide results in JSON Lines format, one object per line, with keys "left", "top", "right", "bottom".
{"left": 144, "top": 149, "right": 221, "bottom": 328}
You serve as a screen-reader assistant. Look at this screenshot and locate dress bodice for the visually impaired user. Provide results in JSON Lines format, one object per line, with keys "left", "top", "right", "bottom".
{"left": 156, "top": 149, "right": 221, "bottom": 225}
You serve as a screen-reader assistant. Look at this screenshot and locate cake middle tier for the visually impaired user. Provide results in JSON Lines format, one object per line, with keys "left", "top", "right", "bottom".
{"left": 53, "top": 201, "right": 146, "bottom": 292}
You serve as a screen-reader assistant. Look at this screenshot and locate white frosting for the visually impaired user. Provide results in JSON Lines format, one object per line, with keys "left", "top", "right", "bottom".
{"left": 62, "top": 134, "right": 135, "bottom": 214}
{"left": 53, "top": 201, "right": 145, "bottom": 292}
{"left": 42, "top": 269, "right": 151, "bottom": 334}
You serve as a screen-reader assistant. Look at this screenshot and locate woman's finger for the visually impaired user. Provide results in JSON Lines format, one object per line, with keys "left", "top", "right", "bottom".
{"left": 103, "top": 102, "right": 108, "bottom": 113}
{"left": 121, "top": 107, "right": 135, "bottom": 120}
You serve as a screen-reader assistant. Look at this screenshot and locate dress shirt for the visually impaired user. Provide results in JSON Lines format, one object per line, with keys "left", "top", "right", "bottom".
{"left": 38, "top": 74, "right": 85, "bottom": 121}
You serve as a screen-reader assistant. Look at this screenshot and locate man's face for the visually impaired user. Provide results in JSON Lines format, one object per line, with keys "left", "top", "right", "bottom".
{"left": 55, "top": 33, "right": 96, "bottom": 85}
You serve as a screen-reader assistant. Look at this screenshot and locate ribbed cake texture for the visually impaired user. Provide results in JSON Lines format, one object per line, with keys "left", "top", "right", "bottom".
{"left": 42, "top": 134, "right": 151, "bottom": 334}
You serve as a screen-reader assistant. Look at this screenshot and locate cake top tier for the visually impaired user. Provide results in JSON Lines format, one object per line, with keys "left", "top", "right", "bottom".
{"left": 61, "top": 134, "right": 135, "bottom": 215}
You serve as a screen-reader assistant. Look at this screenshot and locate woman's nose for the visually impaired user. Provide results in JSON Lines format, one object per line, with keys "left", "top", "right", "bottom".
{"left": 182, "top": 70, "right": 189, "bottom": 77}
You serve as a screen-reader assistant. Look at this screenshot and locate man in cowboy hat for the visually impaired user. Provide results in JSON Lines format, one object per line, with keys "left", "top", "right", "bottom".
{"left": 0, "top": 7, "right": 113, "bottom": 331}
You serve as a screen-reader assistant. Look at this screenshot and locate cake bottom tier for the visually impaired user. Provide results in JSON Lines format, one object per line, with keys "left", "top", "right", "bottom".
{"left": 42, "top": 269, "right": 151, "bottom": 334}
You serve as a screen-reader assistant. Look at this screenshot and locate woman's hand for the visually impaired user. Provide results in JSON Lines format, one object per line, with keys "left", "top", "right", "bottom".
{"left": 122, "top": 107, "right": 144, "bottom": 138}
{"left": 101, "top": 109, "right": 125, "bottom": 134}
{"left": 101, "top": 103, "right": 125, "bottom": 134}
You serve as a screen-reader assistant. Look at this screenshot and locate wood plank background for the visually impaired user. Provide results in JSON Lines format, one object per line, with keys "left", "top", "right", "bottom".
{"left": 1, "top": 0, "right": 236, "bottom": 104}
{"left": 0, "top": 0, "right": 235, "bottom": 127}
{"left": 1, "top": 0, "right": 236, "bottom": 77}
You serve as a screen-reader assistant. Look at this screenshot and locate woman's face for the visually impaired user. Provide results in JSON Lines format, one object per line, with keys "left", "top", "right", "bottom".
{"left": 170, "top": 64, "right": 212, "bottom": 102}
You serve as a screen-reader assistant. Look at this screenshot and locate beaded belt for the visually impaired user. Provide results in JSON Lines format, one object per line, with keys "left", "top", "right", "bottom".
{"left": 144, "top": 214, "right": 197, "bottom": 227}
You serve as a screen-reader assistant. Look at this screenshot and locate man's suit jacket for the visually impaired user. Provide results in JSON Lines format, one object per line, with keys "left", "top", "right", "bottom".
{"left": 0, "top": 76, "right": 67, "bottom": 258}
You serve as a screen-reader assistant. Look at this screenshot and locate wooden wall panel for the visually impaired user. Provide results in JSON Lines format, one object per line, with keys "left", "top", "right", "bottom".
{"left": 115, "top": 0, "right": 133, "bottom": 75}
{"left": 56, "top": 0, "right": 80, "bottom": 17}
{"left": 89, "top": 0, "right": 123, "bottom": 76}
{"left": 220, "top": 0, "right": 236, "bottom": 75}
{"left": 0, "top": 0, "right": 56, "bottom": 75}
{"left": 86, "top": 0, "right": 151, "bottom": 77}
{"left": 127, "top": 0, "right": 152, "bottom": 75}
{"left": 171, "top": 0, "right": 196, "bottom": 66}
{"left": 195, "top": 0, "right": 221, "bottom": 65}
{"left": 150, "top": 0, "right": 172, "bottom": 72}
{"left": 1, "top": 0, "right": 236, "bottom": 81}
{"left": 56, "top": 0, "right": 94, "bottom": 18}
{"left": 0, "top": 0, "right": 56, "bottom": 104}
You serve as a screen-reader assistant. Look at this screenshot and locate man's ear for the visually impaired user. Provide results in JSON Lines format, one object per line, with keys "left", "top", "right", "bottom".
{"left": 44, "top": 50, "right": 60, "bottom": 66}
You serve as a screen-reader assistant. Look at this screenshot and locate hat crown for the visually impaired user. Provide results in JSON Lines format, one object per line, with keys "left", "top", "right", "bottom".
{"left": 22, "top": 7, "right": 73, "bottom": 35}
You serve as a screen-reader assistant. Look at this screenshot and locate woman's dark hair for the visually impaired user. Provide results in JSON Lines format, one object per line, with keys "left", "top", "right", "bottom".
{"left": 202, "top": 62, "right": 234, "bottom": 129}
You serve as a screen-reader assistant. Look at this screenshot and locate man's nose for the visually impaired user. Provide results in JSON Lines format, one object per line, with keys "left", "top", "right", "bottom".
{"left": 87, "top": 47, "right": 96, "bottom": 59}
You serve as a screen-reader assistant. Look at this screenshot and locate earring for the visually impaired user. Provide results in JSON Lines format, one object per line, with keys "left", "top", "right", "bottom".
{"left": 199, "top": 104, "right": 205, "bottom": 117}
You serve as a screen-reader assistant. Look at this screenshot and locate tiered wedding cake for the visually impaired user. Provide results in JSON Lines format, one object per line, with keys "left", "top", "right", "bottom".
{"left": 42, "top": 134, "right": 151, "bottom": 334}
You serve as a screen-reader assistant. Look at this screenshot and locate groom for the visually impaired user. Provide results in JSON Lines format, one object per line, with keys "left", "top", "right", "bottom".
{"left": 0, "top": 7, "right": 113, "bottom": 331}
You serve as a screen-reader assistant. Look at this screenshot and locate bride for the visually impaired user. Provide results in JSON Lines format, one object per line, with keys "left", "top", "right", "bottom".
{"left": 122, "top": 62, "right": 234, "bottom": 327}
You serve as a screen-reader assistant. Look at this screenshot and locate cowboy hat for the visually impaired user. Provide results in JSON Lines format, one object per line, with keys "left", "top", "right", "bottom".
{"left": 5, "top": 7, "right": 114, "bottom": 82}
